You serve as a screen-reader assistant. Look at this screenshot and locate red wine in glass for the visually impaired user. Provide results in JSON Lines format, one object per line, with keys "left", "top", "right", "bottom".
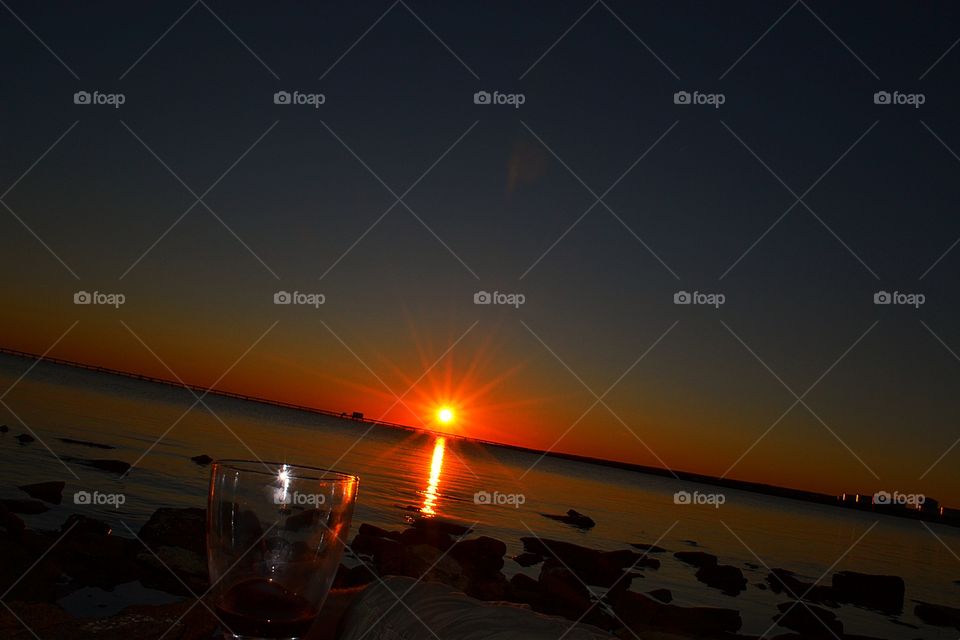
{"left": 215, "top": 578, "right": 318, "bottom": 639}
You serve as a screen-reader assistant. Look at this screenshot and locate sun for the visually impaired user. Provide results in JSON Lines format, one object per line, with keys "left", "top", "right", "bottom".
{"left": 436, "top": 407, "right": 455, "bottom": 425}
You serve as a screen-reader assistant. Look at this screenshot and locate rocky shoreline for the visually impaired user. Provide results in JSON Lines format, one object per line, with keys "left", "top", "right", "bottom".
{"left": 1, "top": 489, "right": 959, "bottom": 639}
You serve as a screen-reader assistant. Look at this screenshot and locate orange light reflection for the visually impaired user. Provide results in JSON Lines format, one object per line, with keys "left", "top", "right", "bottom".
{"left": 421, "top": 436, "right": 446, "bottom": 517}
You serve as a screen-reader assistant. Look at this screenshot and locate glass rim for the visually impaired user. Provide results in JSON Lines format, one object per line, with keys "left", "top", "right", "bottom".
{"left": 213, "top": 458, "right": 359, "bottom": 482}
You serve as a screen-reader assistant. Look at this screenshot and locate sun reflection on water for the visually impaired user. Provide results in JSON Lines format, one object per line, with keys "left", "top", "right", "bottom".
{"left": 421, "top": 436, "right": 446, "bottom": 516}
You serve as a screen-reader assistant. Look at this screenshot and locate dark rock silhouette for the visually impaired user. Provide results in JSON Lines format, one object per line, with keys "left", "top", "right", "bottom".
{"left": 612, "top": 590, "right": 742, "bottom": 636}
{"left": 0, "top": 499, "right": 47, "bottom": 515}
{"left": 774, "top": 600, "right": 844, "bottom": 637}
{"left": 767, "top": 568, "right": 837, "bottom": 603}
{"left": 0, "top": 424, "right": 8, "bottom": 433}
{"left": 696, "top": 563, "right": 747, "bottom": 596}
{"left": 832, "top": 570, "right": 904, "bottom": 613}
{"left": 139, "top": 507, "right": 205, "bottom": 556}
{"left": 648, "top": 587, "right": 672, "bottom": 603}
{"left": 58, "top": 437, "right": 114, "bottom": 449}
{"left": 15, "top": 433, "right": 34, "bottom": 444}
{"left": 540, "top": 509, "right": 595, "bottom": 529}
{"left": 512, "top": 551, "right": 543, "bottom": 566}
{"left": 914, "top": 601, "right": 960, "bottom": 629}
{"left": 80, "top": 459, "right": 132, "bottom": 475}
{"left": 190, "top": 454, "right": 213, "bottom": 465}
{"left": 674, "top": 550, "right": 717, "bottom": 568}
{"left": 18, "top": 481, "right": 65, "bottom": 505}
{"left": 521, "top": 536, "right": 657, "bottom": 587}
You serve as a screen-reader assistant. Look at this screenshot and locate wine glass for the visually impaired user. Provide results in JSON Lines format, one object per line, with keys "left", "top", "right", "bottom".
{"left": 207, "top": 460, "right": 359, "bottom": 639}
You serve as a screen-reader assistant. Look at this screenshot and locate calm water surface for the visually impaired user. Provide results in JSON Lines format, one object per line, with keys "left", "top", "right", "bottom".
{"left": 0, "top": 354, "right": 957, "bottom": 639}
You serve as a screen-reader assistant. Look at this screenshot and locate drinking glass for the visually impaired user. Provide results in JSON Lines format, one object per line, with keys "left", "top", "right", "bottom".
{"left": 207, "top": 460, "right": 359, "bottom": 639}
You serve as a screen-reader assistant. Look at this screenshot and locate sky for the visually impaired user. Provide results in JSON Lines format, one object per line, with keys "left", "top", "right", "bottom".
{"left": 1, "top": 1, "right": 960, "bottom": 504}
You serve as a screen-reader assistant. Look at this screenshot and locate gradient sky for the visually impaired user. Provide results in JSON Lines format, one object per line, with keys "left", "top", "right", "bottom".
{"left": 2, "top": 1, "right": 960, "bottom": 504}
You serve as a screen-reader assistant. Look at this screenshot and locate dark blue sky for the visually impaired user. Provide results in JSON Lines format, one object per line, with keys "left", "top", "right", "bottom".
{"left": 2, "top": 1, "right": 960, "bottom": 502}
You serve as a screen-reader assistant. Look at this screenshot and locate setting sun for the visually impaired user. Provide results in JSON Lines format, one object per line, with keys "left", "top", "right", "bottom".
{"left": 436, "top": 407, "right": 455, "bottom": 425}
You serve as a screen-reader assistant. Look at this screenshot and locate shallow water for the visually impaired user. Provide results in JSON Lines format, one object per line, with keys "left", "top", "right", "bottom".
{"left": 0, "top": 353, "right": 957, "bottom": 638}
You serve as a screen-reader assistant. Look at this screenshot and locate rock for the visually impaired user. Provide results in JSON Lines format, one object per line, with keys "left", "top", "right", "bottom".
{"left": 630, "top": 542, "right": 668, "bottom": 553}
{"left": 767, "top": 568, "right": 836, "bottom": 603}
{"left": 139, "top": 507, "right": 205, "bottom": 556}
{"left": 18, "top": 481, "right": 65, "bottom": 505}
{"left": 137, "top": 545, "right": 208, "bottom": 595}
{"left": 914, "top": 602, "right": 960, "bottom": 629}
{"left": 333, "top": 563, "right": 377, "bottom": 588}
{"left": 0, "top": 424, "right": 8, "bottom": 433}
{"left": 0, "top": 598, "right": 218, "bottom": 639}
{"left": 695, "top": 563, "right": 747, "bottom": 596}
{"left": 190, "top": 454, "right": 213, "bottom": 466}
{"left": 521, "top": 537, "right": 653, "bottom": 587}
{"left": 62, "top": 514, "right": 112, "bottom": 535}
{"left": 81, "top": 459, "right": 131, "bottom": 475}
{"left": 466, "top": 572, "right": 509, "bottom": 601}
{"left": 0, "top": 499, "right": 48, "bottom": 514}
{"left": 58, "top": 437, "right": 114, "bottom": 449}
{"left": 399, "top": 526, "right": 454, "bottom": 550}
{"left": 449, "top": 535, "right": 506, "bottom": 578}
{"left": 774, "top": 601, "right": 843, "bottom": 637}
{"left": 831, "top": 570, "right": 904, "bottom": 612}
{"left": 507, "top": 572, "right": 544, "bottom": 607}
{"left": 15, "top": 433, "right": 34, "bottom": 444}
{"left": 674, "top": 550, "right": 717, "bottom": 568}
{"left": 357, "top": 523, "right": 401, "bottom": 540}
{"left": 57, "top": 521, "right": 141, "bottom": 589}
{"left": 612, "top": 590, "right": 742, "bottom": 636}
{"left": 538, "top": 561, "right": 592, "bottom": 618}
{"left": 540, "top": 509, "right": 595, "bottom": 529}
{"left": 0, "top": 505, "right": 25, "bottom": 536}
{"left": 648, "top": 588, "right": 672, "bottom": 603}
{"left": 513, "top": 551, "right": 543, "bottom": 567}
{"left": 401, "top": 544, "right": 467, "bottom": 590}
{"left": 409, "top": 516, "right": 471, "bottom": 537}
{"left": 0, "top": 530, "right": 62, "bottom": 601}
